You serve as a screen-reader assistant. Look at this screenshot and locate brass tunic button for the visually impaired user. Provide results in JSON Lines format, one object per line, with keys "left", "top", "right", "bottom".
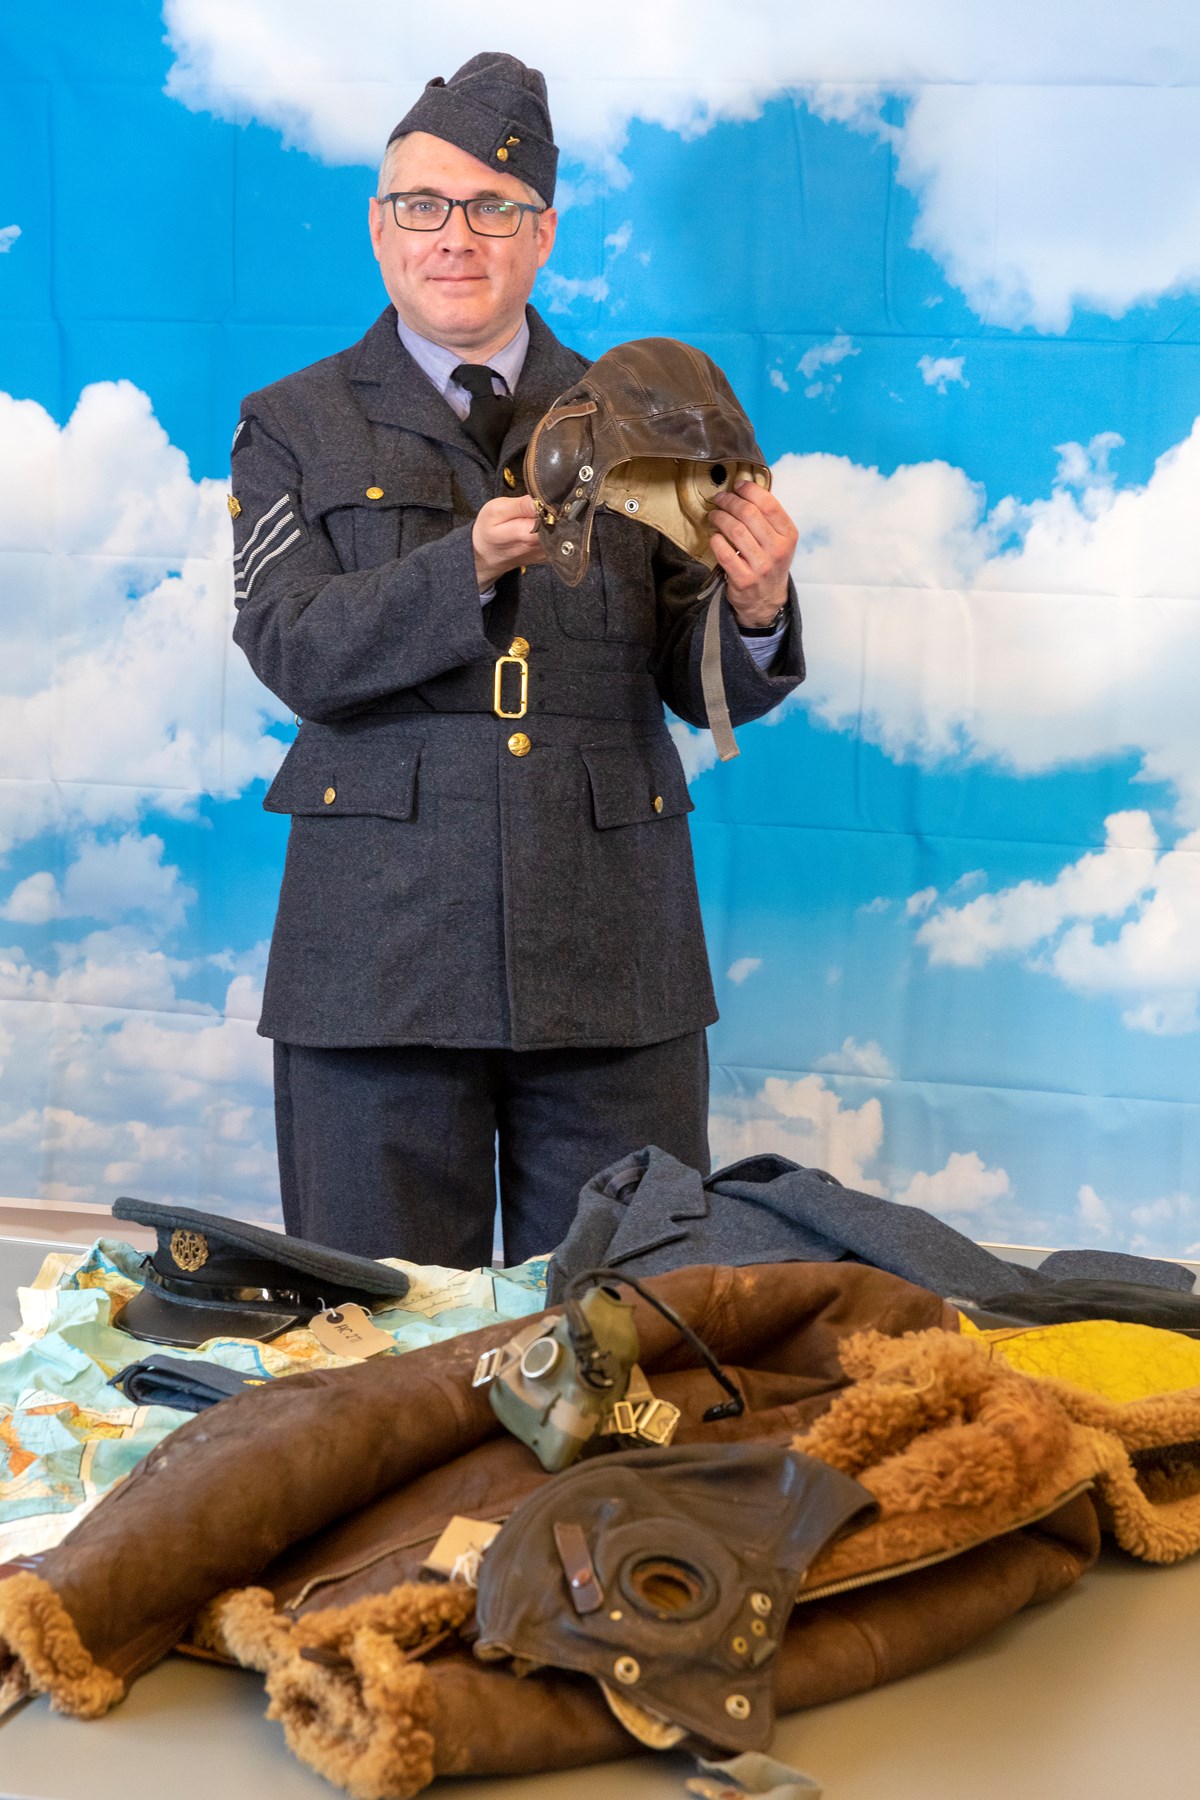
{"left": 653, "top": 795, "right": 664, "bottom": 813}
{"left": 509, "top": 637, "right": 530, "bottom": 658}
{"left": 496, "top": 147, "right": 509, "bottom": 161}
{"left": 507, "top": 732, "right": 531, "bottom": 757}
{"left": 503, "top": 465, "right": 516, "bottom": 489}
{"left": 365, "top": 486, "right": 384, "bottom": 500}
{"left": 323, "top": 786, "right": 336, "bottom": 804}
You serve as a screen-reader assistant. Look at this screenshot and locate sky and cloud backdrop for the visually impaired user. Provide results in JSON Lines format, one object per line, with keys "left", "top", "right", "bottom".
{"left": 2, "top": 2, "right": 1198, "bottom": 1254}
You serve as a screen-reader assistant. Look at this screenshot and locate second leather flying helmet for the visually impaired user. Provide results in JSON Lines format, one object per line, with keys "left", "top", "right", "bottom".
{"left": 523, "top": 337, "right": 771, "bottom": 587}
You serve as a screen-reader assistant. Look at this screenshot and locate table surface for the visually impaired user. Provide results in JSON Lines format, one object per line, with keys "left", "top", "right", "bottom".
{"left": 4, "top": 1238, "right": 1200, "bottom": 1799}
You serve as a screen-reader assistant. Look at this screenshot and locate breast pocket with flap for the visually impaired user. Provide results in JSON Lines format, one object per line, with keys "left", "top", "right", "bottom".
{"left": 309, "top": 469, "right": 456, "bottom": 572}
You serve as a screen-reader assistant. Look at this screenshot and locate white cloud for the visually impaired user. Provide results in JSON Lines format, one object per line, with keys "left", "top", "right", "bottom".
{"left": 1077, "top": 1183, "right": 1111, "bottom": 1237}
{"left": 773, "top": 416, "right": 1200, "bottom": 828}
{"left": 0, "top": 226, "right": 20, "bottom": 254}
{"left": 917, "top": 811, "right": 1160, "bottom": 968}
{"left": 1, "top": 871, "right": 61, "bottom": 925}
{"left": 2, "top": 833, "right": 196, "bottom": 931}
{"left": 709, "top": 1066, "right": 1014, "bottom": 1234}
{"left": 916, "top": 814, "right": 1200, "bottom": 1033}
{"left": 0, "top": 380, "right": 286, "bottom": 853}
{"left": 917, "top": 353, "right": 967, "bottom": 394}
{"left": 906, "top": 887, "right": 938, "bottom": 918}
{"left": 1088, "top": 1189, "right": 1200, "bottom": 1259}
{"left": 710, "top": 1071, "right": 887, "bottom": 1192}
{"left": 669, "top": 721, "right": 721, "bottom": 784}
{"left": 798, "top": 334, "right": 859, "bottom": 380}
{"left": 0, "top": 933, "right": 277, "bottom": 1214}
{"left": 895, "top": 1150, "right": 1010, "bottom": 1216}
{"left": 768, "top": 367, "right": 790, "bottom": 394}
{"left": 538, "top": 217, "right": 633, "bottom": 311}
{"left": 815, "top": 1036, "right": 895, "bottom": 1078}
{"left": 538, "top": 271, "right": 609, "bottom": 313}
{"left": 726, "top": 956, "right": 762, "bottom": 985}
{"left": 798, "top": 333, "right": 859, "bottom": 399}
{"left": 163, "top": 3, "right": 1200, "bottom": 328}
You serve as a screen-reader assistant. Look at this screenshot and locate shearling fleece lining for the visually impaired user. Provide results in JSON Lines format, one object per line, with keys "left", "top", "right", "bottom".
{"left": 0, "top": 1571, "right": 124, "bottom": 1718}
{"left": 194, "top": 1581, "right": 475, "bottom": 1800}
{"left": 793, "top": 1328, "right": 1200, "bottom": 1593}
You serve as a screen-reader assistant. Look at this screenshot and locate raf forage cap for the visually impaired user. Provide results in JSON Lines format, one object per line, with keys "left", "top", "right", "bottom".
{"left": 111, "top": 1195, "right": 409, "bottom": 1347}
{"left": 387, "top": 51, "right": 558, "bottom": 205}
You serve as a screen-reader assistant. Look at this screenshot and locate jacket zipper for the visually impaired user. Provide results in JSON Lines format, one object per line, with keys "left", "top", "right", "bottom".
{"left": 285, "top": 1515, "right": 512, "bottom": 1610}
{"left": 794, "top": 1478, "right": 1095, "bottom": 1604}
{"left": 286, "top": 1478, "right": 1096, "bottom": 1615}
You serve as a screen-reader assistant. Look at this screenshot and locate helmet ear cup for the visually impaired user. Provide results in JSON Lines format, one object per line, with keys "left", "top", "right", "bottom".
{"left": 526, "top": 405, "right": 597, "bottom": 511}
{"left": 675, "top": 460, "right": 769, "bottom": 529}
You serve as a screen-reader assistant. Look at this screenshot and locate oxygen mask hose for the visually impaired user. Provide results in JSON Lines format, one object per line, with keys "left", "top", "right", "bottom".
{"left": 565, "top": 1268, "right": 745, "bottom": 1422}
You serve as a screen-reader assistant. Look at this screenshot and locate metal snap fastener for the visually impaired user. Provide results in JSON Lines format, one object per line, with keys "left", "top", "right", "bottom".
{"left": 507, "top": 733, "right": 531, "bottom": 757}
{"left": 560, "top": 541, "right": 575, "bottom": 555}
{"left": 725, "top": 1694, "right": 751, "bottom": 1720}
{"left": 751, "top": 1619, "right": 767, "bottom": 1638}
{"left": 623, "top": 497, "right": 640, "bottom": 513}
{"left": 732, "top": 1636, "right": 748, "bottom": 1655}
{"left": 750, "top": 1593, "right": 772, "bottom": 1616}
{"left": 614, "top": 1656, "right": 640, "bottom": 1685}
{"left": 323, "top": 787, "right": 336, "bottom": 805}
{"left": 579, "top": 464, "right": 594, "bottom": 481}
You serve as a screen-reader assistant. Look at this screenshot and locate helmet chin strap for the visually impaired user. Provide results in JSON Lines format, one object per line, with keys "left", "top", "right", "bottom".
{"left": 699, "top": 570, "right": 739, "bottom": 762}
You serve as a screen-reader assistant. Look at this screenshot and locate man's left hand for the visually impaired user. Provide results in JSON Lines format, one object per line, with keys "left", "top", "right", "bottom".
{"left": 707, "top": 482, "right": 799, "bottom": 628}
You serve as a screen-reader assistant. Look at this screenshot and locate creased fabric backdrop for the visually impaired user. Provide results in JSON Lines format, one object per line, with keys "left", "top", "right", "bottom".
{"left": 1, "top": 2, "right": 1197, "bottom": 1252}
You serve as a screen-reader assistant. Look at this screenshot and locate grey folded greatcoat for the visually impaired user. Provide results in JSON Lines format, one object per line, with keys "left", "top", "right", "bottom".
{"left": 548, "top": 1146, "right": 1195, "bottom": 1303}
{"left": 230, "top": 307, "right": 804, "bottom": 1050}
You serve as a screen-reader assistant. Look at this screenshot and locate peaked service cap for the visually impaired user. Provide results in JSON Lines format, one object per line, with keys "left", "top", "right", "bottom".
{"left": 386, "top": 51, "right": 558, "bottom": 204}
{"left": 111, "top": 1195, "right": 409, "bottom": 1348}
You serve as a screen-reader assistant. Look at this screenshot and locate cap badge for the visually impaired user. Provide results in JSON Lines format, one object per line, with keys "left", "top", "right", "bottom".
{"left": 227, "top": 495, "right": 241, "bottom": 518}
{"left": 170, "top": 1228, "right": 210, "bottom": 1272}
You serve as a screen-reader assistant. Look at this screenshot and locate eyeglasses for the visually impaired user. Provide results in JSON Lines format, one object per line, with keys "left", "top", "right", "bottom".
{"left": 378, "top": 192, "right": 545, "bottom": 237}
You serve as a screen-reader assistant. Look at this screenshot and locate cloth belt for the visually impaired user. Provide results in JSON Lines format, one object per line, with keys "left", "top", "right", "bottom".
{"left": 377, "top": 661, "right": 664, "bottom": 724}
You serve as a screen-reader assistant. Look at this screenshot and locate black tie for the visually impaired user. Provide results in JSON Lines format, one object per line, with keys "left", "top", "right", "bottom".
{"left": 452, "top": 362, "right": 515, "bottom": 464}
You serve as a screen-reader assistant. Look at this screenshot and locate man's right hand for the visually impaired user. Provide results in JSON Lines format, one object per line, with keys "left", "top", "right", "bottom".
{"left": 472, "top": 495, "right": 548, "bottom": 590}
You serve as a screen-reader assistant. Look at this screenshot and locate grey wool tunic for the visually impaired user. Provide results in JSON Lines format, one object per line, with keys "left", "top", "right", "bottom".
{"left": 230, "top": 305, "right": 805, "bottom": 1051}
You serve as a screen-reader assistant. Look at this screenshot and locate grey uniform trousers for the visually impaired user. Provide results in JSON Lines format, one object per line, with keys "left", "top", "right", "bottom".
{"left": 273, "top": 1032, "right": 711, "bottom": 1269}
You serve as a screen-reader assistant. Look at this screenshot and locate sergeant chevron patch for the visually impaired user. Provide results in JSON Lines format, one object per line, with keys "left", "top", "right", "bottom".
{"left": 233, "top": 492, "right": 306, "bottom": 602}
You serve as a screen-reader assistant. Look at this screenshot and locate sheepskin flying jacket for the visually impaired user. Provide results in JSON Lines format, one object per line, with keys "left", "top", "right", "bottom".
{"left": 5, "top": 1261, "right": 1200, "bottom": 1800}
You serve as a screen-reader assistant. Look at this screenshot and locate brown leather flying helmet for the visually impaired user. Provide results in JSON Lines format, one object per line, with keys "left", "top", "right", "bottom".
{"left": 525, "top": 337, "right": 770, "bottom": 587}
{"left": 524, "top": 339, "right": 772, "bottom": 762}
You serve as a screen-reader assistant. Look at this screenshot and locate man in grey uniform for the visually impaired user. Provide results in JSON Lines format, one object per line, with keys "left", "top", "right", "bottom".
{"left": 230, "top": 52, "right": 803, "bottom": 1269}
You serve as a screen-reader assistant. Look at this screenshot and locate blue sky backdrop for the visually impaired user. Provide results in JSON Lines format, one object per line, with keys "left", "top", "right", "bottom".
{"left": 1, "top": 1, "right": 1198, "bottom": 1252}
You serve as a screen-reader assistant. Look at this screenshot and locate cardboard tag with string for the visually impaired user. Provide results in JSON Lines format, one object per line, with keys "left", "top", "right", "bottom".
{"left": 309, "top": 1303, "right": 396, "bottom": 1359}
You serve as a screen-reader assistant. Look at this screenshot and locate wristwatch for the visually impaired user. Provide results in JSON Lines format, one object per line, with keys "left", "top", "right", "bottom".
{"left": 738, "top": 599, "right": 791, "bottom": 637}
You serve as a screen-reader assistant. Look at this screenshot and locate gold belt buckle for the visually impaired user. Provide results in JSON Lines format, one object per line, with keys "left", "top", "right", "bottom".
{"left": 493, "top": 649, "right": 529, "bottom": 719}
